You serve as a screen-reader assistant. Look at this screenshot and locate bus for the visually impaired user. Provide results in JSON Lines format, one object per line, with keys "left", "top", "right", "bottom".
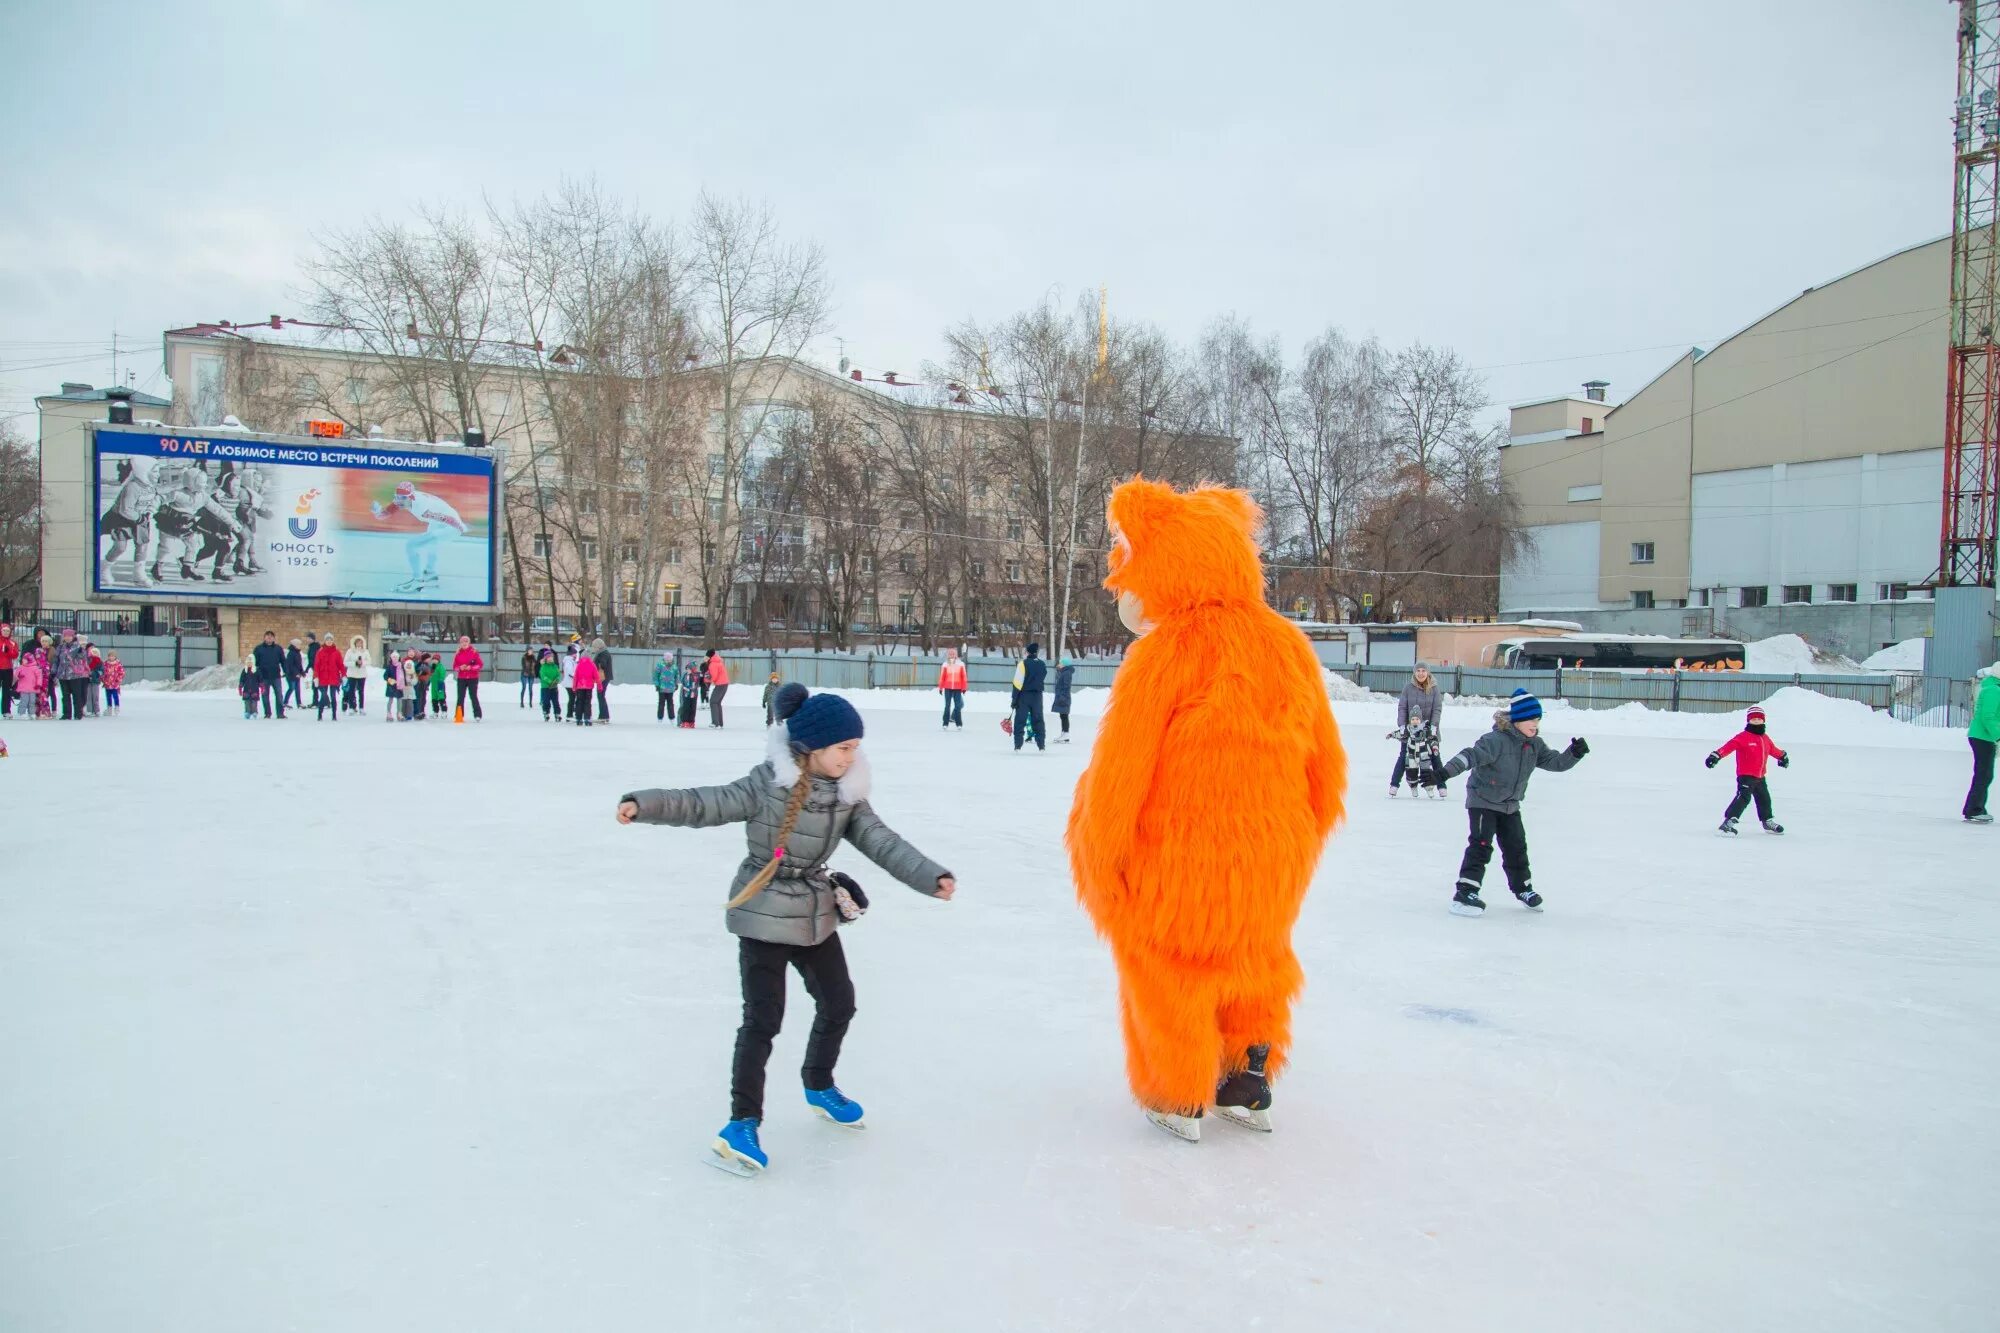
{"left": 1489, "top": 635, "right": 1746, "bottom": 671}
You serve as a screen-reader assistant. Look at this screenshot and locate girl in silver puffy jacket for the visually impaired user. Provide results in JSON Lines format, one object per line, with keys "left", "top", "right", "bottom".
{"left": 617, "top": 684, "right": 957, "bottom": 1177}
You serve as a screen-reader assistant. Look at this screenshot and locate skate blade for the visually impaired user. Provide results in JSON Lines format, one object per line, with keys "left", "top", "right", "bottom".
{"left": 808, "top": 1105, "right": 866, "bottom": 1130}
{"left": 1211, "top": 1105, "right": 1273, "bottom": 1133}
{"left": 1448, "top": 902, "right": 1484, "bottom": 917}
{"left": 707, "top": 1144, "right": 765, "bottom": 1177}
{"left": 1144, "top": 1110, "right": 1202, "bottom": 1142}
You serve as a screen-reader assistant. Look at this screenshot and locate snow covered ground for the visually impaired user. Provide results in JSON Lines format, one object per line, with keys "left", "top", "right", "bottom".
{"left": 3, "top": 684, "right": 1995, "bottom": 1332}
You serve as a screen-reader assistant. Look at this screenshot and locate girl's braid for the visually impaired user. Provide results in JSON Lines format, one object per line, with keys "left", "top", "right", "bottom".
{"left": 727, "top": 768, "right": 814, "bottom": 909}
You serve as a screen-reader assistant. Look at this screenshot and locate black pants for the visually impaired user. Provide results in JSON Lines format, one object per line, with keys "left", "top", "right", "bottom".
{"left": 347, "top": 679, "right": 366, "bottom": 711}
{"left": 283, "top": 676, "right": 302, "bottom": 708}
{"left": 658, "top": 688, "right": 673, "bottom": 721}
{"left": 1457, "top": 807, "right": 1531, "bottom": 897}
{"left": 1724, "top": 776, "right": 1773, "bottom": 823}
{"left": 1012, "top": 693, "right": 1045, "bottom": 750}
{"left": 596, "top": 684, "right": 610, "bottom": 721}
{"left": 942, "top": 689, "right": 964, "bottom": 727}
{"left": 0, "top": 666, "right": 13, "bottom": 715}
{"left": 259, "top": 677, "right": 284, "bottom": 717}
{"left": 314, "top": 684, "right": 339, "bottom": 720}
{"left": 679, "top": 692, "right": 698, "bottom": 725}
{"left": 59, "top": 678, "right": 88, "bottom": 720}
{"left": 455, "top": 678, "right": 482, "bottom": 719}
{"left": 1966, "top": 738, "right": 1995, "bottom": 819}
{"left": 1055, "top": 709, "right": 1070, "bottom": 735}
{"left": 731, "top": 934, "right": 856, "bottom": 1122}
{"left": 1392, "top": 738, "right": 1446, "bottom": 790}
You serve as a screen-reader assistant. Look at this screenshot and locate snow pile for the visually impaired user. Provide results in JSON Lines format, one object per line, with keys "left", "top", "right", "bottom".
{"left": 1862, "top": 638, "right": 1926, "bottom": 672}
{"left": 155, "top": 663, "right": 237, "bottom": 692}
{"left": 1324, "top": 670, "right": 1378, "bottom": 702}
{"left": 1744, "top": 634, "right": 1861, "bottom": 675}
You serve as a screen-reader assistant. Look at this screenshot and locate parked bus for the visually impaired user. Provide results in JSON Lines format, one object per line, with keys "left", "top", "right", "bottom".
{"left": 1488, "top": 635, "right": 1746, "bottom": 671}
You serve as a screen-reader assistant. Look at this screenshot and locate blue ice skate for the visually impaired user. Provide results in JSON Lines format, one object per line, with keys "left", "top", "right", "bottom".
{"left": 709, "top": 1118, "right": 768, "bottom": 1177}
{"left": 804, "top": 1085, "right": 866, "bottom": 1128}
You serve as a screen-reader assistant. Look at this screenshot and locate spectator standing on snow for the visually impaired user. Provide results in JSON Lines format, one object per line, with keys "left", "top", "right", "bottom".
{"left": 410, "top": 652, "right": 434, "bottom": 722}
{"left": 429, "top": 653, "right": 449, "bottom": 716}
{"left": 538, "top": 648, "right": 562, "bottom": 721}
{"left": 519, "top": 647, "right": 537, "bottom": 709}
{"left": 1050, "top": 657, "right": 1075, "bottom": 742}
{"left": 938, "top": 649, "right": 967, "bottom": 729}
{"left": 281, "top": 638, "right": 306, "bottom": 710}
{"left": 313, "top": 634, "right": 347, "bottom": 721}
{"left": 592, "top": 637, "right": 614, "bottom": 723}
{"left": 1706, "top": 705, "right": 1789, "bottom": 835}
{"left": 452, "top": 636, "right": 485, "bottom": 720}
{"left": 1966, "top": 665, "right": 2000, "bottom": 824}
{"left": 83, "top": 638, "right": 104, "bottom": 716}
{"left": 303, "top": 633, "right": 321, "bottom": 690}
{"left": 763, "top": 672, "right": 782, "bottom": 726}
{"left": 572, "top": 648, "right": 600, "bottom": 726}
{"left": 0, "top": 622, "right": 18, "bottom": 716}
{"left": 1390, "top": 663, "right": 1447, "bottom": 796}
{"left": 252, "top": 631, "right": 287, "bottom": 719}
{"left": 677, "top": 663, "right": 700, "bottom": 728}
{"left": 383, "top": 650, "right": 404, "bottom": 722}
{"left": 706, "top": 649, "right": 731, "bottom": 727}
{"left": 101, "top": 652, "right": 125, "bottom": 715}
{"left": 1010, "top": 642, "right": 1047, "bottom": 752}
{"left": 15, "top": 644, "right": 46, "bottom": 718}
{"left": 655, "top": 653, "right": 682, "bottom": 723}
{"left": 345, "top": 637, "right": 371, "bottom": 713}
{"left": 1438, "top": 688, "right": 1587, "bottom": 917}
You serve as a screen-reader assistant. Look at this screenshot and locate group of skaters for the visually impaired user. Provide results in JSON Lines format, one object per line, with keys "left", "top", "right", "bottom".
{"left": 0, "top": 623, "right": 125, "bottom": 720}
{"left": 236, "top": 630, "right": 377, "bottom": 721}
{"left": 513, "top": 638, "right": 737, "bottom": 729}
{"left": 970, "top": 643, "right": 1076, "bottom": 749}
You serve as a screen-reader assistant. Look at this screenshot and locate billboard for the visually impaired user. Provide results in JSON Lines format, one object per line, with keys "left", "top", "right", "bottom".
{"left": 92, "top": 426, "right": 498, "bottom": 606}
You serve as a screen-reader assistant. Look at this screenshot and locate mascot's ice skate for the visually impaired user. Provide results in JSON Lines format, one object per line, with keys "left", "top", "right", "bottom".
{"left": 1066, "top": 479, "right": 1347, "bottom": 1142}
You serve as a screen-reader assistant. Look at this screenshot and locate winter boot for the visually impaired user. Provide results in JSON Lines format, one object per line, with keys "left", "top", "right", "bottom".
{"left": 179, "top": 560, "right": 205, "bottom": 582}
{"left": 804, "top": 1085, "right": 865, "bottom": 1128}
{"left": 1144, "top": 1107, "right": 1202, "bottom": 1142}
{"left": 1214, "top": 1045, "right": 1273, "bottom": 1132}
{"left": 1719, "top": 817, "right": 1740, "bottom": 835}
{"left": 1761, "top": 819, "right": 1785, "bottom": 835}
{"left": 1449, "top": 882, "right": 1486, "bottom": 917}
{"left": 710, "top": 1118, "right": 768, "bottom": 1176}
{"left": 1512, "top": 885, "right": 1545, "bottom": 912}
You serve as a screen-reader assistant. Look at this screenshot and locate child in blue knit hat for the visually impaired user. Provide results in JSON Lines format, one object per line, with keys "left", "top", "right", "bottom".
{"left": 1437, "top": 687, "right": 1589, "bottom": 917}
{"left": 616, "top": 683, "right": 957, "bottom": 1177}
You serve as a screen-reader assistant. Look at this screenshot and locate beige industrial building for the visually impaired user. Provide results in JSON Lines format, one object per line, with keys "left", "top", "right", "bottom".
{"left": 1501, "top": 237, "right": 1950, "bottom": 650}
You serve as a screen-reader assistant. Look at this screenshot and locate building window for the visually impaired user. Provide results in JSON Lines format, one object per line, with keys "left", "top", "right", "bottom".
{"left": 970, "top": 559, "right": 986, "bottom": 580}
{"left": 1827, "top": 583, "right": 1857, "bottom": 602}
{"left": 621, "top": 579, "right": 637, "bottom": 603}
{"left": 532, "top": 533, "right": 552, "bottom": 559}
{"left": 1739, "top": 586, "right": 1769, "bottom": 608}
{"left": 578, "top": 494, "right": 596, "bottom": 516}
{"left": 1631, "top": 590, "right": 1654, "bottom": 609}
{"left": 1007, "top": 517, "right": 1025, "bottom": 542}
{"left": 708, "top": 453, "right": 725, "bottom": 478}
{"left": 860, "top": 597, "right": 878, "bottom": 622}
{"left": 623, "top": 493, "right": 643, "bottom": 517}
{"left": 899, "top": 511, "right": 915, "bottom": 531}
{"left": 860, "top": 554, "right": 875, "bottom": 576}
{"left": 1878, "top": 582, "right": 1913, "bottom": 602}
{"left": 898, "top": 593, "right": 914, "bottom": 622}
{"left": 579, "top": 539, "right": 599, "bottom": 561}
{"left": 1566, "top": 484, "right": 1603, "bottom": 503}
{"left": 666, "top": 547, "right": 683, "bottom": 566}
{"left": 1783, "top": 584, "right": 1812, "bottom": 604}
{"left": 620, "top": 541, "right": 640, "bottom": 564}
{"left": 708, "top": 499, "right": 725, "bottom": 522}
{"left": 1005, "top": 560, "right": 1024, "bottom": 583}
{"left": 897, "top": 554, "right": 914, "bottom": 575}
{"left": 1694, "top": 588, "right": 1710, "bottom": 607}
{"left": 1630, "top": 542, "right": 1655, "bottom": 565}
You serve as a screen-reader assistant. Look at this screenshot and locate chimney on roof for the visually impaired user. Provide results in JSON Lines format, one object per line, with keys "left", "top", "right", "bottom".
{"left": 850, "top": 369, "right": 863, "bottom": 381}
{"left": 883, "top": 371, "right": 899, "bottom": 385}
{"left": 60, "top": 382, "right": 93, "bottom": 395}
{"left": 463, "top": 427, "right": 487, "bottom": 449}
{"left": 1583, "top": 379, "right": 1609, "bottom": 403}
{"left": 105, "top": 386, "right": 135, "bottom": 425}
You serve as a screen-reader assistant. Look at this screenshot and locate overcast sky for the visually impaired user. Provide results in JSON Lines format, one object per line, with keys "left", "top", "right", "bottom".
{"left": 0, "top": 0, "right": 1952, "bottom": 437}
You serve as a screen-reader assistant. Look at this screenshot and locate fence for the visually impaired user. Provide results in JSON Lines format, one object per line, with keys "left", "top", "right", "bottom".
{"left": 1, "top": 630, "right": 222, "bottom": 683}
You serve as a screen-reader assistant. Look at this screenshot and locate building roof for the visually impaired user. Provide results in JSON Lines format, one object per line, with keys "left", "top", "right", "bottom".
{"left": 165, "top": 317, "right": 544, "bottom": 369}
{"left": 36, "top": 385, "right": 171, "bottom": 407}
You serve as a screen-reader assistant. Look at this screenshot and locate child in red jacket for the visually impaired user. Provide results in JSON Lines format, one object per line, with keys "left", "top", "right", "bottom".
{"left": 1706, "top": 705, "right": 1790, "bottom": 835}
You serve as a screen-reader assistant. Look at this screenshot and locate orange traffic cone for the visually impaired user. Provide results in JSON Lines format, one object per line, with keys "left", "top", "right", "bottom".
{"left": 454, "top": 705, "right": 464, "bottom": 724}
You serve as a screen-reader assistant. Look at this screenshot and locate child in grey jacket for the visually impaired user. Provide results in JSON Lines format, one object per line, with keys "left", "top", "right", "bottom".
{"left": 617, "top": 683, "right": 957, "bottom": 1177}
{"left": 1438, "top": 688, "right": 1587, "bottom": 917}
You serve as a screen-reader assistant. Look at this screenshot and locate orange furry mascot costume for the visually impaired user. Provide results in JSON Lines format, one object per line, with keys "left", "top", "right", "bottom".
{"left": 1066, "top": 479, "right": 1347, "bottom": 1140}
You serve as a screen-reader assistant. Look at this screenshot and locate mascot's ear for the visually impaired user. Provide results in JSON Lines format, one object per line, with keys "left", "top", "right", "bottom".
{"left": 1191, "top": 485, "right": 1262, "bottom": 539}
{"left": 1106, "top": 477, "right": 1180, "bottom": 549}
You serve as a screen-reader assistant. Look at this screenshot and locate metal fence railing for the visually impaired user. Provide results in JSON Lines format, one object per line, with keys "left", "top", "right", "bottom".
{"left": 1328, "top": 663, "right": 1970, "bottom": 720}
{"left": 393, "top": 645, "right": 1127, "bottom": 695}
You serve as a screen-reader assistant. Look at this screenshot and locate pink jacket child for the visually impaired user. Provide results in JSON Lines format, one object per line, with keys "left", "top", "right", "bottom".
{"left": 14, "top": 651, "right": 46, "bottom": 714}
{"left": 573, "top": 654, "right": 601, "bottom": 692}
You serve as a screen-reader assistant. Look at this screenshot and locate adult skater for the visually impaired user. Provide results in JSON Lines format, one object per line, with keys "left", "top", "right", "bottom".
{"left": 1011, "top": 642, "right": 1047, "bottom": 752}
{"left": 1068, "top": 480, "right": 1347, "bottom": 1142}
{"left": 282, "top": 639, "right": 306, "bottom": 711}
{"left": 518, "top": 646, "right": 538, "bottom": 709}
{"left": 654, "top": 653, "right": 682, "bottom": 723}
{"left": 1390, "top": 663, "right": 1447, "bottom": 797}
{"left": 1051, "top": 656, "right": 1075, "bottom": 742}
{"left": 591, "top": 638, "right": 613, "bottom": 723}
{"left": 1966, "top": 664, "right": 2000, "bottom": 824}
{"left": 0, "top": 622, "right": 18, "bottom": 716}
{"left": 371, "top": 480, "right": 467, "bottom": 595}
{"left": 52, "top": 628, "right": 92, "bottom": 721}
{"left": 452, "top": 636, "right": 485, "bottom": 720}
{"left": 705, "top": 649, "right": 730, "bottom": 727}
{"left": 1439, "top": 689, "right": 1587, "bottom": 916}
{"left": 312, "top": 634, "right": 346, "bottom": 721}
{"left": 616, "top": 683, "right": 956, "bottom": 1177}
{"left": 938, "top": 648, "right": 968, "bottom": 729}
{"left": 1706, "top": 705, "right": 1789, "bottom": 834}
{"left": 252, "top": 630, "right": 287, "bottom": 718}
{"left": 560, "top": 640, "right": 581, "bottom": 722}
{"left": 345, "top": 636, "right": 371, "bottom": 712}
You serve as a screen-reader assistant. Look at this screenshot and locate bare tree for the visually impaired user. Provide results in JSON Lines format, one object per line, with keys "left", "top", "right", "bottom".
{"left": 1383, "top": 343, "right": 1485, "bottom": 493}
{"left": 0, "top": 422, "right": 41, "bottom": 612}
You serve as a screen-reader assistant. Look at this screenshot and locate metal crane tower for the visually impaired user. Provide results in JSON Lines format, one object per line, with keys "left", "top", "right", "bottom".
{"left": 1944, "top": 0, "right": 2000, "bottom": 588}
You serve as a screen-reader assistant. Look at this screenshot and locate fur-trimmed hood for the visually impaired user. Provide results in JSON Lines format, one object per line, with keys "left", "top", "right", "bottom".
{"left": 766, "top": 723, "right": 872, "bottom": 803}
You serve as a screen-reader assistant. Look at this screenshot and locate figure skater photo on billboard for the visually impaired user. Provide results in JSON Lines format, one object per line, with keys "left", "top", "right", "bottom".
{"left": 371, "top": 479, "right": 467, "bottom": 594}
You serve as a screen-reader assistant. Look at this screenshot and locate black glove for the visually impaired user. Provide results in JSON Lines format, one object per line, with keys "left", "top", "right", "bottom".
{"left": 1567, "top": 737, "right": 1589, "bottom": 759}
{"left": 830, "top": 871, "right": 869, "bottom": 922}
{"left": 1704, "top": 753, "right": 1719, "bottom": 769}
{"left": 1777, "top": 754, "right": 1790, "bottom": 769}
